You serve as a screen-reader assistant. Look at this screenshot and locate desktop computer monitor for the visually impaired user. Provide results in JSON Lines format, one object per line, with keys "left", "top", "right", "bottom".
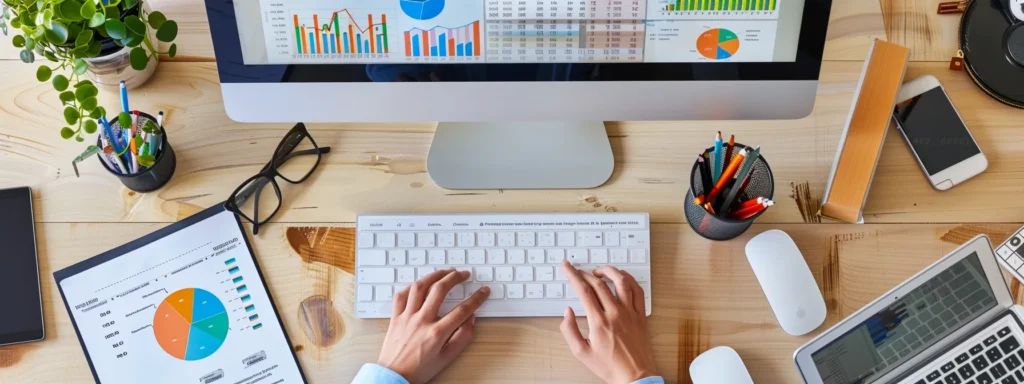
{"left": 205, "top": 0, "right": 832, "bottom": 189}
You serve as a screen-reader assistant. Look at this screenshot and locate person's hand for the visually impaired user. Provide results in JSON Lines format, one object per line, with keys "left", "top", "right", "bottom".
{"left": 560, "top": 260, "right": 657, "bottom": 384}
{"left": 377, "top": 269, "right": 491, "bottom": 384}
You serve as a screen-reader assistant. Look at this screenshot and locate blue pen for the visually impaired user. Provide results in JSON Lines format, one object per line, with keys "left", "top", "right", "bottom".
{"left": 99, "top": 117, "right": 122, "bottom": 154}
{"left": 712, "top": 131, "right": 723, "bottom": 185}
{"left": 119, "top": 80, "right": 129, "bottom": 113}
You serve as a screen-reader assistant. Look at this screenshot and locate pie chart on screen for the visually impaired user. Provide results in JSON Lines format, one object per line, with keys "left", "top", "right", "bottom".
{"left": 401, "top": 0, "right": 445, "bottom": 21}
{"left": 697, "top": 28, "right": 740, "bottom": 60}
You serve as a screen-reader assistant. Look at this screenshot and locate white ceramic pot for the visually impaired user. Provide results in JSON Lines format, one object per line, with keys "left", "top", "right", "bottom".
{"left": 82, "top": 3, "right": 158, "bottom": 90}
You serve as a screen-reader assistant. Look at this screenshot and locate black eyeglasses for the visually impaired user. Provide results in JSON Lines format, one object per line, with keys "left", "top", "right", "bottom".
{"left": 226, "top": 123, "right": 331, "bottom": 235}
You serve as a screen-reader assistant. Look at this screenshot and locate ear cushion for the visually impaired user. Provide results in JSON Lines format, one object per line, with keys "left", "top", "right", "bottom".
{"left": 1008, "top": 24, "right": 1024, "bottom": 67}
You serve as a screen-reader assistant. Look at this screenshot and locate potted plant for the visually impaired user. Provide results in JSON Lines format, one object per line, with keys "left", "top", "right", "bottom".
{"left": 2, "top": 0, "right": 178, "bottom": 143}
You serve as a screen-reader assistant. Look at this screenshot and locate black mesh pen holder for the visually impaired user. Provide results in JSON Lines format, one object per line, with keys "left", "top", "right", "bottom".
{"left": 684, "top": 143, "right": 774, "bottom": 241}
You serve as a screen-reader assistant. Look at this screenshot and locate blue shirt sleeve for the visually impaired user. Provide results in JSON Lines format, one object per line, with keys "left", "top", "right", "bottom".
{"left": 632, "top": 377, "right": 666, "bottom": 384}
{"left": 351, "top": 363, "right": 409, "bottom": 384}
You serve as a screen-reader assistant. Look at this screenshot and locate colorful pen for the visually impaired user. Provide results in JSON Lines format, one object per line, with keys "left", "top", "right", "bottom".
{"left": 119, "top": 80, "right": 130, "bottom": 113}
{"left": 731, "top": 200, "right": 775, "bottom": 220}
{"left": 707, "top": 148, "right": 748, "bottom": 203}
{"left": 723, "top": 134, "right": 735, "bottom": 165}
{"left": 712, "top": 132, "right": 723, "bottom": 185}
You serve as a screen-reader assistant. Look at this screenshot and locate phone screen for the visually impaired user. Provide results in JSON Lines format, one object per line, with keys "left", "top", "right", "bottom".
{"left": 0, "top": 188, "right": 44, "bottom": 344}
{"left": 893, "top": 87, "right": 981, "bottom": 176}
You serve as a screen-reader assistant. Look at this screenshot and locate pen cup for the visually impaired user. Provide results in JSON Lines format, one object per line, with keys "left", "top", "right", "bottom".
{"left": 684, "top": 143, "right": 774, "bottom": 241}
{"left": 95, "top": 111, "right": 177, "bottom": 193}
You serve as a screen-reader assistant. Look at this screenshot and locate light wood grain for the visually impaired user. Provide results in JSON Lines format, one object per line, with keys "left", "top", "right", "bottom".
{"left": 881, "top": 0, "right": 962, "bottom": 62}
{"left": 0, "top": 221, "right": 1011, "bottom": 383}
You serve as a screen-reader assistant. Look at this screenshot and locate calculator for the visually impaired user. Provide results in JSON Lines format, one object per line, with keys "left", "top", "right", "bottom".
{"left": 996, "top": 230, "right": 1024, "bottom": 281}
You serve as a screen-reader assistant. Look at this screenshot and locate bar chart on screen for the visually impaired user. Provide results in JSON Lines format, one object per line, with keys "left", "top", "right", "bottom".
{"left": 404, "top": 21, "right": 483, "bottom": 62}
{"left": 649, "top": 0, "right": 781, "bottom": 19}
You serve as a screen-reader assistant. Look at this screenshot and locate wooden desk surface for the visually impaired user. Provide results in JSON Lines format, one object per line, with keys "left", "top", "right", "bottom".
{"left": 1, "top": 1, "right": 1022, "bottom": 383}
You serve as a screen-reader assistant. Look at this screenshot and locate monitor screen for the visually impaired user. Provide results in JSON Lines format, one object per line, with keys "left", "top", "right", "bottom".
{"left": 809, "top": 253, "right": 998, "bottom": 384}
{"left": 234, "top": 0, "right": 807, "bottom": 65}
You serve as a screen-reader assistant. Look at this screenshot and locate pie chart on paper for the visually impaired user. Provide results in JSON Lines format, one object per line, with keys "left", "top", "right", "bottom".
{"left": 697, "top": 28, "right": 740, "bottom": 60}
{"left": 153, "top": 288, "right": 229, "bottom": 361}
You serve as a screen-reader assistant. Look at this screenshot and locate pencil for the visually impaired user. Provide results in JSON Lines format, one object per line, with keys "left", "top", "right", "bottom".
{"left": 731, "top": 200, "right": 774, "bottom": 220}
{"left": 706, "top": 148, "right": 748, "bottom": 203}
{"left": 723, "top": 135, "right": 735, "bottom": 166}
{"left": 697, "top": 154, "right": 712, "bottom": 196}
{"left": 719, "top": 146, "right": 760, "bottom": 214}
{"left": 736, "top": 197, "right": 765, "bottom": 211}
{"left": 694, "top": 195, "right": 705, "bottom": 206}
{"left": 712, "top": 132, "right": 723, "bottom": 185}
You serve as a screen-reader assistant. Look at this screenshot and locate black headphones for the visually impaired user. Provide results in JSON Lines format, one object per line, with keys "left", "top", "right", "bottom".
{"left": 1006, "top": 0, "right": 1024, "bottom": 66}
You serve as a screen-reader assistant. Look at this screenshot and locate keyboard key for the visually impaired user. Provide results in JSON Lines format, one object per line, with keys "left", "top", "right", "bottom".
{"left": 466, "top": 284, "right": 482, "bottom": 297}
{"left": 989, "top": 336, "right": 1000, "bottom": 346}
{"left": 1000, "top": 327, "right": 1013, "bottom": 338}
{"left": 397, "top": 268, "right": 416, "bottom": 283}
{"left": 448, "top": 250, "right": 466, "bottom": 265}
{"left": 568, "top": 249, "right": 589, "bottom": 264}
{"left": 592, "top": 249, "right": 609, "bottom": 264}
{"left": 457, "top": 232, "right": 475, "bottom": 247}
{"left": 547, "top": 249, "right": 566, "bottom": 263}
{"left": 357, "top": 285, "right": 374, "bottom": 302}
{"left": 974, "top": 356, "right": 990, "bottom": 371}
{"left": 507, "top": 284, "right": 524, "bottom": 299}
{"left": 538, "top": 232, "right": 555, "bottom": 246}
{"left": 945, "top": 373, "right": 962, "bottom": 384}
{"left": 943, "top": 362, "right": 957, "bottom": 372}
{"left": 468, "top": 250, "right": 486, "bottom": 264}
{"left": 516, "top": 267, "right": 534, "bottom": 281}
{"left": 640, "top": 283, "right": 652, "bottom": 298}
{"left": 479, "top": 233, "right": 496, "bottom": 247}
{"left": 993, "top": 362, "right": 1009, "bottom": 379}
{"left": 914, "top": 380, "right": 925, "bottom": 384}
{"left": 388, "top": 250, "right": 406, "bottom": 265}
{"left": 398, "top": 233, "right": 416, "bottom": 247}
{"left": 408, "top": 250, "right": 426, "bottom": 265}
{"left": 605, "top": 232, "right": 620, "bottom": 246}
{"left": 358, "top": 232, "right": 375, "bottom": 248}
{"left": 1005, "top": 354, "right": 1021, "bottom": 370}
{"left": 619, "top": 267, "right": 651, "bottom": 282}
{"left": 1002, "top": 374, "right": 1017, "bottom": 384}
{"left": 484, "top": 284, "right": 504, "bottom": 299}
{"left": 960, "top": 364, "right": 976, "bottom": 379}
{"left": 517, "top": 232, "right": 535, "bottom": 247}
{"left": 989, "top": 347, "right": 1005, "bottom": 362}
{"left": 508, "top": 249, "right": 526, "bottom": 264}
{"left": 566, "top": 284, "right": 577, "bottom": 299}
{"left": 456, "top": 266, "right": 473, "bottom": 275}
{"left": 359, "top": 268, "right": 395, "bottom": 283}
{"left": 999, "top": 246, "right": 1016, "bottom": 260}
{"left": 375, "top": 285, "right": 393, "bottom": 301}
{"left": 611, "top": 249, "right": 628, "bottom": 264}
{"left": 487, "top": 249, "right": 506, "bottom": 264}
{"left": 555, "top": 267, "right": 568, "bottom": 281}
{"left": 1002, "top": 337, "right": 1021, "bottom": 354}
{"left": 445, "top": 285, "right": 465, "bottom": 300}
{"left": 438, "top": 233, "right": 455, "bottom": 247}
{"left": 417, "top": 233, "right": 435, "bottom": 247}
{"left": 630, "top": 249, "right": 648, "bottom": 264}
{"left": 579, "top": 232, "right": 604, "bottom": 247}
{"left": 496, "top": 267, "right": 514, "bottom": 282}
{"left": 358, "top": 250, "right": 387, "bottom": 266}
{"left": 974, "top": 344, "right": 987, "bottom": 355}
{"left": 557, "top": 232, "right": 575, "bottom": 247}
{"left": 417, "top": 267, "right": 435, "bottom": 279}
{"left": 377, "top": 233, "right": 396, "bottom": 248}
{"left": 498, "top": 232, "right": 516, "bottom": 247}
{"left": 475, "top": 267, "right": 494, "bottom": 282}
{"left": 527, "top": 249, "right": 545, "bottom": 264}
{"left": 537, "top": 266, "right": 554, "bottom": 281}
{"left": 625, "top": 232, "right": 648, "bottom": 247}
{"left": 1016, "top": 370, "right": 1024, "bottom": 381}
{"left": 958, "top": 353, "right": 972, "bottom": 364}
{"left": 546, "top": 284, "right": 564, "bottom": 299}
{"left": 428, "top": 250, "right": 446, "bottom": 265}
{"left": 526, "top": 284, "right": 544, "bottom": 299}
{"left": 977, "top": 372, "right": 994, "bottom": 384}
{"left": 929, "top": 371, "right": 943, "bottom": 381}
{"left": 1010, "top": 256, "right": 1024, "bottom": 270}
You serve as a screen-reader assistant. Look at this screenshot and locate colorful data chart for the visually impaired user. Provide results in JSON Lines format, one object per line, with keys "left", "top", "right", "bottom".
{"left": 696, "top": 28, "right": 739, "bottom": 60}
{"left": 153, "top": 288, "right": 229, "bottom": 361}
{"left": 401, "top": 0, "right": 445, "bottom": 21}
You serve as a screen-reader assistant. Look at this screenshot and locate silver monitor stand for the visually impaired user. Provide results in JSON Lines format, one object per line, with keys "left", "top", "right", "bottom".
{"left": 426, "top": 122, "right": 614, "bottom": 190}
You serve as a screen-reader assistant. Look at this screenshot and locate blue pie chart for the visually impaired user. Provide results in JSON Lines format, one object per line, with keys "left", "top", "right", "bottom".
{"left": 401, "top": 0, "right": 445, "bottom": 21}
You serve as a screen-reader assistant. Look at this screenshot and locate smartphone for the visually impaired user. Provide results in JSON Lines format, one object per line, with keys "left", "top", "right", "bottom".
{"left": 892, "top": 75, "right": 988, "bottom": 191}
{"left": 0, "top": 187, "right": 45, "bottom": 345}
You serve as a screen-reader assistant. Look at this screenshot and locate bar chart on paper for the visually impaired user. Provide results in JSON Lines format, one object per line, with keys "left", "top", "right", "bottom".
{"left": 649, "top": 0, "right": 781, "bottom": 19}
{"left": 289, "top": 7, "right": 394, "bottom": 62}
{"left": 404, "top": 21, "right": 483, "bottom": 61}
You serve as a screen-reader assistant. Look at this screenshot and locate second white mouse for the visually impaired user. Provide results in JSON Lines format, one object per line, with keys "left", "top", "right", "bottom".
{"left": 745, "top": 229, "right": 827, "bottom": 336}
{"left": 689, "top": 346, "right": 754, "bottom": 384}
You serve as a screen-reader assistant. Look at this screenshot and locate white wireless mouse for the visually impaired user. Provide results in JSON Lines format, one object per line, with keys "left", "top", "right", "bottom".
{"left": 745, "top": 230, "right": 827, "bottom": 336}
{"left": 690, "top": 346, "right": 754, "bottom": 384}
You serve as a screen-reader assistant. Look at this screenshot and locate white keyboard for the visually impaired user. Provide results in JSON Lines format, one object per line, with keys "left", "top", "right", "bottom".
{"left": 354, "top": 213, "right": 652, "bottom": 318}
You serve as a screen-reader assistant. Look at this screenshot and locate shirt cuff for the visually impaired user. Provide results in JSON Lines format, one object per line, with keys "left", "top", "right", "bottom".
{"left": 631, "top": 376, "right": 666, "bottom": 384}
{"left": 351, "top": 363, "right": 410, "bottom": 384}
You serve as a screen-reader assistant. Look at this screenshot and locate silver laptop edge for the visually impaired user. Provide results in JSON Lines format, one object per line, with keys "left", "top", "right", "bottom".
{"left": 794, "top": 235, "right": 1016, "bottom": 383}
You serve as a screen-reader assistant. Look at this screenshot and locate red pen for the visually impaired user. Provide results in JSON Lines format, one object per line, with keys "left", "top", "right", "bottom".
{"left": 731, "top": 200, "right": 775, "bottom": 220}
{"left": 735, "top": 197, "right": 765, "bottom": 211}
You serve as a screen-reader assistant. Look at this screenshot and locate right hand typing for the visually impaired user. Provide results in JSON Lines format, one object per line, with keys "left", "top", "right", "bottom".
{"left": 560, "top": 260, "right": 658, "bottom": 384}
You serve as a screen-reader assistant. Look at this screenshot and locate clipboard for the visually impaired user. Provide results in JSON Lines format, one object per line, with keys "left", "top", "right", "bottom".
{"left": 54, "top": 204, "right": 308, "bottom": 384}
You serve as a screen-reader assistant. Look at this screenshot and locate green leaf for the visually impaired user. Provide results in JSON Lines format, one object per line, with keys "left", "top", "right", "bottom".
{"left": 81, "top": 96, "right": 97, "bottom": 111}
{"left": 59, "top": 91, "right": 75, "bottom": 104}
{"left": 128, "top": 46, "right": 147, "bottom": 70}
{"left": 44, "top": 21, "right": 67, "bottom": 44}
{"left": 133, "top": 136, "right": 143, "bottom": 148}
{"left": 88, "top": 12, "right": 104, "bottom": 28}
{"left": 117, "top": 112, "right": 131, "bottom": 128}
{"left": 104, "top": 5, "right": 119, "bottom": 21}
{"left": 60, "top": 126, "right": 75, "bottom": 139}
{"left": 35, "top": 65, "right": 51, "bottom": 81}
{"left": 168, "top": 43, "right": 176, "bottom": 57}
{"left": 40, "top": 8, "right": 53, "bottom": 29}
{"left": 20, "top": 10, "right": 35, "bottom": 28}
{"left": 155, "top": 20, "right": 176, "bottom": 42}
{"left": 76, "top": 135, "right": 85, "bottom": 143}
{"left": 79, "top": 0, "right": 94, "bottom": 20}
{"left": 59, "top": 0, "right": 84, "bottom": 22}
{"left": 43, "top": 51, "right": 58, "bottom": 62}
{"left": 147, "top": 11, "right": 166, "bottom": 29}
{"left": 19, "top": 49, "right": 34, "bottom": 63}
{"left": 142, "top": 120, "right": 158, "bottom": 134}
{"left": 83, "top": 119, "right": 98, "bottom": 134}
{"left": 123, "top": 15, "right": 144, "bottom": 35}
{"left": 124, "top": 0, "right": 138, "bottom": 10}
{"left": 86, "top": 40, "right": 101, "bottom": 56}
{"left": 104, "top": 19, "right": 125, "bottom": 39}
{"left": 64, "top": 107, "right": 80, "bottom": 125}
{"left": 75, "top": 29, "right": 92, "bottom": 46}
{"left": 52, "top": 74, "right": 69, "bottom": 91}
{"left": 12, "top": 34, "right": 25, "bottom": 47}
{"left": 120, "top": 32, "right": 140, "bottom": 47}
{"left": 74, "top": 80, "right": 93, "bottom": 88}
{"left": 24, "top": 36, "right": 35, "bottom": 51}
{"left": 89, "top": 107, "right": 103, "bottom": 119}
{"left": 74, "top": 83, "right": 97, "bottom": 101}
{"left": 137, "top": 154, "right": 155, "bottom": 167}
{"left": 73, "top": 58, "right": 87, "bottom": 75}
{"left": 71, "top": 44, "right": 88, "bottom": 56}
